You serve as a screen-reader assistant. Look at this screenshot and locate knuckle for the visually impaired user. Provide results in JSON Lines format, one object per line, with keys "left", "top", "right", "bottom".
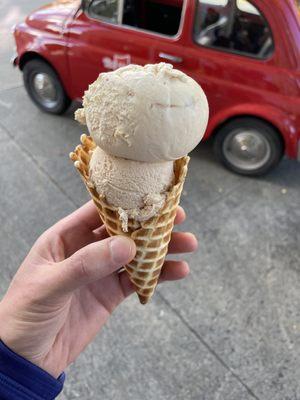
{"left": 39, "top": 230, "right": 66, "bottom": 262}
{"left": 72, "top": 253, "right": 91, "bottom": 281}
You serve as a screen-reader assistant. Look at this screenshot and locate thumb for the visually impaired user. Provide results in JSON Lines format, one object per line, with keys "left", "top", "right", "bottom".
{"left": 50, "top": 236, "right": 136, "bottom": 294}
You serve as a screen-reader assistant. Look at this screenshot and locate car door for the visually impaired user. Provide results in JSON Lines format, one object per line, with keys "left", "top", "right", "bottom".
{"left": 65, "top": 0, "right": 152, "bottom": 99}
{"left": 66, "top": 0, "right": 186, "bottom": 100}
{"left": 181, "top": 0, "right": 281, "bottom": 137}
{"left": 145, "top": 0, "right": 187, "bottom": 67}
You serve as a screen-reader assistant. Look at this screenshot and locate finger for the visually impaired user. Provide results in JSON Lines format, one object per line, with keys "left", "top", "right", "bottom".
{"left": 93, "top": 225, "right": 109, "bottom": 241}
{"left": 41, "top": 201, "right": 103, "bottom": 257}
{"left": 168, "top": 232, "right": 198, "bottom": 254}
{"left": 159, "top": 260, "right": 190, "bottom": 282}
{"left": 174, "top": 206, "right": 186, "bottom": 225}
{"left": 49, "top": 236, "right": 136, "bottom": 294}
{"left": 46, "top": 204, "right": 184, "bottom": 258}
{"left": 118, "top": 260, "right": 189, "bottom": 299}
{"left": 58, "top": 201, "right": 102, "bottom": 232}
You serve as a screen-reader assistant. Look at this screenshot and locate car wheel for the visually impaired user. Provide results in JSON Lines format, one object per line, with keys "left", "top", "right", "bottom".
{"left": 214, "top": 118, "right": 284, "bottom": 176}
{"left": 23, "top": 59, "right": 71, "bottom": 114}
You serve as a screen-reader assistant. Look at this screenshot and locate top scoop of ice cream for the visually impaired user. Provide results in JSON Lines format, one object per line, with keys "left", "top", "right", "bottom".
{"left": 75, "top": 63, "right": 209, "bottom": 162}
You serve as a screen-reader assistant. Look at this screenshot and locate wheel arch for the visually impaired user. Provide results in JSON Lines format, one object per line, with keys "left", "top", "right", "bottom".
{"left": 20, "top": 51, "right": 71, "bottom": 114}
{"left": 19, "top": 51, "right": 72, "bottom": 102}
{"left": 19, "top": 51, "right": 56, "bottom": 72}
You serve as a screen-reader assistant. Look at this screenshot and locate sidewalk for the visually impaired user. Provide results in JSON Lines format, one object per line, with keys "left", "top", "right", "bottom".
{"left": 0, "top": 85, "right": 299, "bottom": 400}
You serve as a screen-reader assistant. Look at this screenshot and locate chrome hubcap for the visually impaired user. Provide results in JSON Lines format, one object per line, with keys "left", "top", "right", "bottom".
{"left": 32, "top": 73, "right": 57, "bottom": 106}
{"left": 223, "top": 129, "right": 271, "bottom": 170}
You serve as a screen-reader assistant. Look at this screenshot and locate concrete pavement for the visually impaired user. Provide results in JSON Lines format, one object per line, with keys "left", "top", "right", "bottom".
{"left": 0, "top": 1, "right": 300, "bottom": 399}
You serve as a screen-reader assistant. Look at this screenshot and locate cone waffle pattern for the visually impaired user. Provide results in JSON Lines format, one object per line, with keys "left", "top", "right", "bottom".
{"left": 70, "top": 135, "right": 189, "bottom": 304}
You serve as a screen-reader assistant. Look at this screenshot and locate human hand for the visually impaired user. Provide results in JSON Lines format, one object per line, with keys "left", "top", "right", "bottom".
{"left": 0, "top": 201, "right": 197, "bottom": 378}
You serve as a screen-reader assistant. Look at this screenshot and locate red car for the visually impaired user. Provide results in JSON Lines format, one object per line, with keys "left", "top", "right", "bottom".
{"left": 13, "top": 0, "right": 300, "bottom": 175}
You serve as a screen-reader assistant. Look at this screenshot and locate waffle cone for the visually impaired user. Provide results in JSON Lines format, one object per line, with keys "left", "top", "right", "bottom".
{"left": 70, "top": 135, "right": 189, "bottom": 304}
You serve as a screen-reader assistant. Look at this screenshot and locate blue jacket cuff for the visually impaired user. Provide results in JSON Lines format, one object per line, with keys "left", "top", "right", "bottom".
{"left": 0, "top": 340, "right": 65, "bottom": 400}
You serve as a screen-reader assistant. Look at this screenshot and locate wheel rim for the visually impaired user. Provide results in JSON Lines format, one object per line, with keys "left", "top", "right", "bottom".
{"left": 223, "top": 129, "right": 271, "bottom": 171}
{"left": 32, "top": 73, "right": 58, "bottom": 108}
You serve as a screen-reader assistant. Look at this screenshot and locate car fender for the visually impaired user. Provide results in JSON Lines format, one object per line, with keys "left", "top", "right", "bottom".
{"left": 205, "top": 103, "right": 297, "bottom": 158}
{"left": 16, "top": 28, "right": 72, "bottom": 99}
{"left": 14, "top": 0, "right": 80, "bottom": 99}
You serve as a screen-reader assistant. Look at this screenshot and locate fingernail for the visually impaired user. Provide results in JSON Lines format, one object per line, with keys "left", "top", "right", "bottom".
{"left": 109, "top": 236, "right": 136, "bottom": 264}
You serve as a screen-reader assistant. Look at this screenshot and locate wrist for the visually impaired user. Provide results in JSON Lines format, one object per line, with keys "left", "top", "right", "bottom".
{"left": 0, "top": 307, "right": 64, "bottom": 379}
{"left": 0, "top": 340, "right": 65, "bottom": 400}
{"left": 0, "top": 338, "right": 63, "bottom": 379}
{"left": 0, "top": 331, "right": 63, "bottom": 379}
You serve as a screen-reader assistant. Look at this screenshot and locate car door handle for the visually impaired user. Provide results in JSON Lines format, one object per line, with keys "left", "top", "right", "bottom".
{"left": 158, "top": 52, "right": 183, "bottom": 63}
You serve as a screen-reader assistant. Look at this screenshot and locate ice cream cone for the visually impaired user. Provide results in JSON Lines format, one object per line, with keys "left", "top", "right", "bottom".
{"left": 70, "top": 134, "right": 189, "bottom": 304}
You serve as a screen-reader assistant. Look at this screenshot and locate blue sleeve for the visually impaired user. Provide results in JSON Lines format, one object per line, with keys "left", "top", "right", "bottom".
{"left": 0, "top": 340, "right": 65, "bottom": 400}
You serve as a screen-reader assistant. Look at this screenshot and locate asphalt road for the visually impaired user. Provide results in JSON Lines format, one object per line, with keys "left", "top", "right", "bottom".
{"left": 0, "top": 1, "right": 300, "bottom": 399}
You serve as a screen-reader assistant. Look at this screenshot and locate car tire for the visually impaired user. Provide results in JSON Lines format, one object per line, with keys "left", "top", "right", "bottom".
{"left": 23, "top": 59, "right": 71, "bottom": 114}
{"left": 214, "top": 118, "right": 284, "bottom": 176}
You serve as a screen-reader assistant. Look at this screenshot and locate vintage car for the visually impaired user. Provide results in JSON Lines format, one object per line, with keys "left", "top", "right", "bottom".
{"left": 13, "top": 0, "right": 300, "bottom": 175}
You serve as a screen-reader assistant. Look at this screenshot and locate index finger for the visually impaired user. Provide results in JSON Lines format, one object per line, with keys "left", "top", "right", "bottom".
{"left": 35, "top": 201, "right": 103, "bottom": 259}
{"left": 50, "top": 201, "right": 102, "bottom": 245}
{"left": 60, "top": 200, "right": 102, "bottom": 232}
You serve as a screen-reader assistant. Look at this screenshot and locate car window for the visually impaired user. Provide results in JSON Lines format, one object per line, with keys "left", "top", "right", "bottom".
{"left": 193, "top": 0, "right": 274, "bottom": 59}
{"left": 88, "top": 0, "right": 184, "bottom": 36}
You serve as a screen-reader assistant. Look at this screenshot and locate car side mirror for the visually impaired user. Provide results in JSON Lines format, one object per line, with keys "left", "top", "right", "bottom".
{"left": 82, "top": 0, "right": 119, "bottom": 22}
{"left": 81, "top": 0, "right": 92, "bottom": 12}
{"left": 94, "top": 0, "right": 108, "bottom": 5}
{"left": 83, "top": 0, "right": 110, "bottom": 14}
{"left": 81, "top": 0, "right": 90, "bottom": 11}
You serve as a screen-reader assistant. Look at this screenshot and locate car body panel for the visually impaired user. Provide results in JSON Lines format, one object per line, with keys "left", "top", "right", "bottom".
{"left": 65, "top": 9, "right": 160, "bottom": 99}
{"left": 24, "top": 0, "right": 80, "bottom": 33}
{"left": 13, "top": 0, "right": 300, "bottom": 160}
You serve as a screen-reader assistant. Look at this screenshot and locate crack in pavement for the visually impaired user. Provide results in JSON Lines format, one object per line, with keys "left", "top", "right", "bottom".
{"left": 0, "top": 98, "right": 12, "bottom": 109}
{"left": 199, "top": 180, "right": 247, "bottom": 218}
{"left": 157, "top": 292, "right": 261, "bottom": 400}
{"left": 0, "top": 85, "right": 23, "bottom": 93}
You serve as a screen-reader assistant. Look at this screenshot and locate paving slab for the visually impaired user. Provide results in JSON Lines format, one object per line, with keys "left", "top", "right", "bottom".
{"left": 0, "top": 208, "right": 29, "bottom": 296}
{"left": 0, "top": 139, "right": 75, "bottom": 251}
{"left": 0, "top": 124, "right": 10, "bottom": 142}
{"left": 0, "top": 88, "right": 90, "bottom": 205}
{"left": 59, "top": 296, "right": 257, "bottom": 400}
{"left": 160, "top": 169, "right": 300, "bottom": 400}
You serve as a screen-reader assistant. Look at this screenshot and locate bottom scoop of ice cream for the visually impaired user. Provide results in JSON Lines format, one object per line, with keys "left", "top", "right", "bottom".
{"left": 89, "top": 147, "right": 174, "bottom": 227}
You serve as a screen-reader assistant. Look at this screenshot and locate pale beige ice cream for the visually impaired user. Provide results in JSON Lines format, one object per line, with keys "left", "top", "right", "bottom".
{"left": 90, "top": 147, "right": 174, "bottom": 230}
{"left": 75, "top": 63, "right": 209, "bottom": 162}
{"left": 75, "top": 63, "right": 209, "bottom": 230}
